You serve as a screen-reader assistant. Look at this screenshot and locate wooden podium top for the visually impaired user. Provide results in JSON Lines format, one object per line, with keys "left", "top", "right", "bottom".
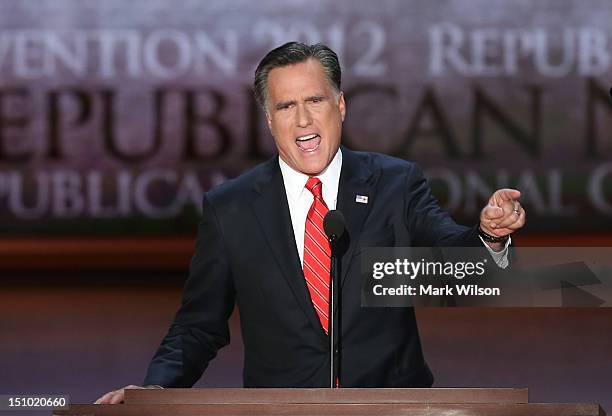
{"left": 53, "top": 388, "right": 607, "bottom": 416}
{"left": 123, "top": 387, "right": 528, "bottom": 404}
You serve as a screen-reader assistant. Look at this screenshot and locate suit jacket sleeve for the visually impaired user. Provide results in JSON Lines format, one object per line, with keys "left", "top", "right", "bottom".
{"left": 405, "top": 164, "right": 480, "bottom": 247}
{"left": 143, "top": 193, "right": 236, "bottom": 387}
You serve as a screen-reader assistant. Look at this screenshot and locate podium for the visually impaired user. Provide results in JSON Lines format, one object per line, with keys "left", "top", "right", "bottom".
{"left": 54, "top": 388, "right": 606, "bottom": 415}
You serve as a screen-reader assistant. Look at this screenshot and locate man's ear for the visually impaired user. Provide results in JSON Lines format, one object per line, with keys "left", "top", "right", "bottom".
{"left": 338, "top": 92, "right": 346, "bottom": 122}
{"left": 265, "top": 111, "right": 273, "bottom": 132}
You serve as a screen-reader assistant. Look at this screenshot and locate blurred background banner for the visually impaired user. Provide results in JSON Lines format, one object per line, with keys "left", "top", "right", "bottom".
{"left": 1, "top": 0, "right": 611, "bottom": 235}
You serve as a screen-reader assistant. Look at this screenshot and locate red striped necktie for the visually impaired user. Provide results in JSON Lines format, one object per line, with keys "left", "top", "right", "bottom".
{"left": 303, "top": 177, "right": 331, "bottom": 334}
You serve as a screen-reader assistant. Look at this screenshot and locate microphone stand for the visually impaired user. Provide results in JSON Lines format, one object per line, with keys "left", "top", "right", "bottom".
{"left": 323, "top": 209, "right": 345, "bottom": 389}
{"left": 328, "top": 234, "right": 340, "bottom": 388}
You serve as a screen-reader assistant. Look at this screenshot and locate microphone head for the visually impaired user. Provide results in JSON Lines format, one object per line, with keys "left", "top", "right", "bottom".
{"left": 323, "top": 210, "right": 346, "bottom": 239}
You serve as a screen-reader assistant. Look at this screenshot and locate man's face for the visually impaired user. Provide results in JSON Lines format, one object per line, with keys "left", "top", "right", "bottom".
{"left": 265, "top": 59, "right": 345, "bottom": 176}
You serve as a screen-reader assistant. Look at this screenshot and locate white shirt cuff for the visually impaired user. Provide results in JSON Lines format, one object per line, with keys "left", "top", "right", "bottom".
{"left": 479, "top": 235, "right": 511, "bottom": 269}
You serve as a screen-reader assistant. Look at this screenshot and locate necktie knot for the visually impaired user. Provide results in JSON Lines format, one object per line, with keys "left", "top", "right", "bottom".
{"left": 305, "top": 177, "right": 323, "bottom": 199}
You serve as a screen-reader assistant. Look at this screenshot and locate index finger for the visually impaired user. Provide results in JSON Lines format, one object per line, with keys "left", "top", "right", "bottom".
{"left": 95, "top": 391, "right": 116, "bottom": 405}
{"left": 494, "top": 188, "right": 521, "bottom": 203}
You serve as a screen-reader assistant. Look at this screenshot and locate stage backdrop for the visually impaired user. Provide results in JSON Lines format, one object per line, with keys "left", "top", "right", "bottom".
{"left": 0, "top": 0, "right": 611, "bottom": 235}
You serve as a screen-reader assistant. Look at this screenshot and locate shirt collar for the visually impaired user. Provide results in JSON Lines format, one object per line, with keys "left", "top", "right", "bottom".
{"left": 278, "top": 148, "right": 343, "bottom": 202}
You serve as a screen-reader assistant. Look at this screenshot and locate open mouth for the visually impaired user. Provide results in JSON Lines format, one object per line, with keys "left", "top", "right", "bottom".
{"left": 295, "top": 133, "right": 321, "bottom": 152}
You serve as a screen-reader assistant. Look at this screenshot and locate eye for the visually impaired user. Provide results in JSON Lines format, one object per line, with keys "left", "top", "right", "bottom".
{"left": 278, "top": 103, "right": 294, "bottom": 111}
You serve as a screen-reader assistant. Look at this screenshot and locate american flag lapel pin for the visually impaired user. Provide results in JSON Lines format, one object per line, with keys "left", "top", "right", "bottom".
{"left": 355, "top": 195, "right": 368, "bottom": 204}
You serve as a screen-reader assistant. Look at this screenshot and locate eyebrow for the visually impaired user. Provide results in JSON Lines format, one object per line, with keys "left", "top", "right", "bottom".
{"left": 274, "top": 95, "right": 328, "bottom": 110}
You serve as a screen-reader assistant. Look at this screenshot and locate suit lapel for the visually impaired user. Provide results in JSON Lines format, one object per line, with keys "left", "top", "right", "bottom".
{"left": 249, "top": 157, "right": 327, "bottom": 337}
{"left": 336, "top": 147, "right": 377, "bottom": 286}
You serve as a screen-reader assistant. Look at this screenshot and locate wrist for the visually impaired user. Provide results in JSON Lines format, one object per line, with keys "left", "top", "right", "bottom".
{"left": 485, "top": 241, "right": 504, "bottom": 252}
{"left": 478, "top": 224, "right": 509, "bottom": 244}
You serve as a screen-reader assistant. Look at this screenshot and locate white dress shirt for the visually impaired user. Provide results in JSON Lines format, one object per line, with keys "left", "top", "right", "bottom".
{"left": 278, "top": 148, "right": 509, "bottom": 268}
{"left": 279, "top": 149, "right": 342, "bottom": 265}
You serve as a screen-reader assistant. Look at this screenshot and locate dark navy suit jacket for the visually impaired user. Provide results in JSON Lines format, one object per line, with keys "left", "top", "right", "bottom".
{"left": 143, "top": 146, "right": 481, "bottom": 388}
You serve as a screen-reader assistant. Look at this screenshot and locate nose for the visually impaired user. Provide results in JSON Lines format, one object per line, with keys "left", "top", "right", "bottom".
{"left": 295, "top": 104, "right": 312, "bottom": 128}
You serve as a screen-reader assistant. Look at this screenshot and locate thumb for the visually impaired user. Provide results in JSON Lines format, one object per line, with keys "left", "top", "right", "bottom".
{"left": 482, "top": 205, "right": 504, "bottom": 219}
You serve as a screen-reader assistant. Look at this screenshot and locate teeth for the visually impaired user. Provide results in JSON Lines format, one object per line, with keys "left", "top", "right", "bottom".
{"left": 296, "top": 134, "right": 318, "bottom": 141}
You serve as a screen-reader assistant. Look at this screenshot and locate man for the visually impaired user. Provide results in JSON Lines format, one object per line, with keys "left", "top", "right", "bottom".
{"left": 97, "top": 42, "right": 524, "bottom": 403}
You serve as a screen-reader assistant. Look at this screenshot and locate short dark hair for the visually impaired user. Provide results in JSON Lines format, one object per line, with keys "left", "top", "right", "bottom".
{"left": 254, "top": 42, "right": 342, "bottom": 112}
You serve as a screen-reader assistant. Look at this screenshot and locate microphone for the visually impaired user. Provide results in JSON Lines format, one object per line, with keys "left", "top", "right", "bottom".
{"left": 323, "top": 210, "right": 346, "bottom": 243}
{"left": 323, "top": 210, "right": 345, "bottom": 389}
{"left": 609, "top": 86, "right": 612, "bottom": 102}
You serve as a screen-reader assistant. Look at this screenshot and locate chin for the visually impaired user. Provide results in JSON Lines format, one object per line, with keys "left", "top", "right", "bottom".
{"left": 301, "top": 161, "right": 327, "bottom": 176}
